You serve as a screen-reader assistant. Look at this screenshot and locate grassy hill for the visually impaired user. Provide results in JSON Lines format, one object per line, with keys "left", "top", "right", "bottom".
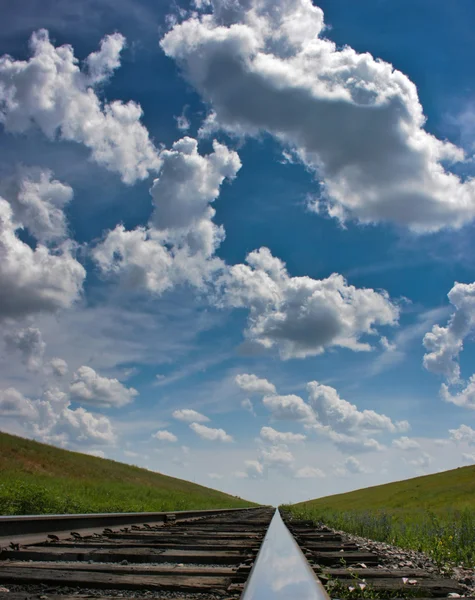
{"left": 284, "top": 466, "right": 475, "bottom": 566}
{"left": 0, "top": 431, "right": 257, "bottom": 515}
{"left": 293, "top": 465, "right": 475, "bottom": 513}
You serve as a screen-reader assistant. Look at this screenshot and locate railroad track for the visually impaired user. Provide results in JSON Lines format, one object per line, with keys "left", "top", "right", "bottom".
{"left": 1, "top": 508, "right": 472, "bottom": 599}
{"left": 0, "top": 507, "right": 274, "bottom": 600}
{"left": 281, "top": 510, "right": 474, "bottom": 599}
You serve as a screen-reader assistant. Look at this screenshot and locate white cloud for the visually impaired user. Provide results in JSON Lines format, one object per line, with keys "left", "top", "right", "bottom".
{"left": 93, "top": 137, "right": 240, "bottom": 295}
{"left": 259, "top": 444, "right": 294, "bottom": 467}
{"left": 49, "top": 358, "right": 68, "bottom": 377}
{"left": 263, "top": 393, "right": 315, "bottom": 422}
{"left": 244, "top": 459, "right": 265, "bottom": 479}
{"left": 441, "top": 377, "right": 475, "bottom": 410}
{"left": 190, "top": 422, "right": 233, "bottom": 442}
{"left": 172, "top": 408, "right": 210, "bottom": 422}
{"left": 175, "top": 107, "right": 190, "bottom": 132}
{"left": 0, "top": 198, "right": 85, "bottom": 320}
{"left": 208, "top": 472, "right": 223, "bottom": 479}
{"left": 392, "top": 436, "right": 420, "bottom": 451}
{"left": 408, "top": 452, "right": 432, "bottom": 469}
{"left": 4, "top": 327, "right": 45, "bottom": 372}
{"left": 241, "top": 398, "right": 255, "bottom": 415}
{"left": 1, "top": 386, "right": 116, "bottom": 447}
{"left": 307, "top": 381, "right": 405, "bottom": 434}
{"left": 0, "top": 387, "right": 37, "bottom": 418}
{"left": 0, "top": 30, "right": 160, "bottom": 183}
{"left": 85, "top": 449, "right": 106, "bottom": 458}
{"left": 260, "top": 426, "right": 306, "bottom": 444}
{"left": 343, "top": 456, "right": 367, "bottom": 474}
{"left": 295, "top": 466, "right": 325, "bottom": 479}
{"left": 462, "top": 453, "right": 475, "bottom": 464}
{"left": 153, "top": 429, "right": 178, "bottom": 442}
{"left": 235, "top": 373, "right": 276, "bottom": 395}
{"left": 69, "top": 365, "right": 138, "bottom": 408}
{"left": 0, "top": 168, "right": 73, "bottom": 243}
{"left": 162, "top": 0, "right": 475, "bottom": 233}
{"left": 312, "top": 426, "right": 385, "bottom": 454}
{"left": 220, "top": 247, "right": 398, "bottom": 359}
{"left": 449, "top": 424, "right": 475, "bottom": 445}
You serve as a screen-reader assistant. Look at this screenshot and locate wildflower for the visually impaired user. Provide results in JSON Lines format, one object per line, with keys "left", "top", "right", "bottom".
{"left": 359, "top": 583, "right": 366, "bottom": 590}
{"left": 348, "top": 586, "right": 355, "bottom": 592}
{"left": 402, "top": 578, "right": 408, "bottom": 584}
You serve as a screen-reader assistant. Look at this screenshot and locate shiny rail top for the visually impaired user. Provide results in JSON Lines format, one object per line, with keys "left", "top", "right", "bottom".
{"left": 241, "top": 509, "right": 329, "bottom": 600}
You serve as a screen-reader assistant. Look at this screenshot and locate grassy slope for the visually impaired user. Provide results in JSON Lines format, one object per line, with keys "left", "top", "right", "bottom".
{"left": 285, "top": 467, "right": 475, "bottom": 566}
{"left": 292, "top": 465, "right": 475, "bottom": 513}
{"left": 0, "top": 431, "right": 257, "bottom": 515}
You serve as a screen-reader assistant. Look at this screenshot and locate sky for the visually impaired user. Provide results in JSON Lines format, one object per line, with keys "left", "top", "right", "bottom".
{"left": 2, "top": 0, "right": 475, "bottom": 505}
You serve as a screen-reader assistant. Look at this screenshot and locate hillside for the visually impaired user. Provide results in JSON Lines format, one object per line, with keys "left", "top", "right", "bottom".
{"left": 0, "top": 431, "right": 257, "bottom": 515}
{"left": 285, "top": 466, "right": 475, "bottom": 566}
{"left": 292, "top": 465, "right": 475, "bottom": 513}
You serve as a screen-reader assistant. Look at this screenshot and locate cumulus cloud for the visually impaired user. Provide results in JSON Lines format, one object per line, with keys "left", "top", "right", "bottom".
{"left": 449, "top": 424, "right": 475, "bottom": 445}
{"left": 0, "top": 168, "right": 73, "bottom": 243}
{"left": 260, "top": 426, "right": 305, "bottom": 444}
{"left": 441, "top": 377, "right": 475, "bottom": 410}
{"left": 392, "top": 436, "right": 420, "bottom": 450}
{"left": 259, "top": 444, "right": 294, "bottom": 467}
{"left": 295, "top": 466, "right": 325, "bottom": 478}
{"left": 1, "top": 386, "right": 116, "bottom": 446}
{"left": 343, "top": 456, "right": 367, "bottom": 474}
{"left": 153, "top": 429, "right": 178, "bottom": 442}
{"left": 0, "top": 30, "right": 160, "bottom": 183}
{"left": 407, "top": 452, "right": 432, "bottom": 470}
{"left": 220, "top": 248, "right": 398, "bottom": 359}
{"left": 4, "top": 327, "right": 45, "bottom": 372}
{"left": 263, "top": 393, "right": 315, "bottom": 422}
{"left": 69, "top": 366, "right": 138, "bottom": 408}
{"left": 189, "top": 422, "right": 233, "bottom": 442}
{"left": 235, "top": 373, "right": 276, "bottom": 395}
{"left": 307, "top": 381, "right": 405, "bottom": 434}
{"left": 423, "top": 282, "right": 475, "bottom": 383}
{"left": 93, "top": 137, "right": 240, "bottom": 295}
{"left": 462, "top": 453, "right": 475, "bottom": 464}
{"left": 208, "top": 472, "right": 223, "bottom": 479}
{"left": 162, "top": 0, "right": 475, "bottom": 233}
{"left": 172, "top": 408, "right": 210, "bottom": 422}
{"left": 49, "top": 358, "right": 68, "bottom": 377}
{"left": 0, "top": 198, "right": 85, "bottom": 320}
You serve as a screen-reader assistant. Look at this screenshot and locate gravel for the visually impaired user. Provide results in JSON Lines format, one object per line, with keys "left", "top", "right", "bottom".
{"left": 329, "top": 526, "right": 475, "bottom": 595}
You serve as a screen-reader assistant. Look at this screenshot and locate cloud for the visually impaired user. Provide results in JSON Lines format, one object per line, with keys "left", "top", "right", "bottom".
{"left": 208, "top": 472, "right": 223, "bottom": 479}
{"left": 235, "top": 373, "right": 276, "bottom": 395}
{"left": 295, "top": 466, "right": 325, "bottom": 479}
{"left": 69, "top": 365, "right": 138, "bottom": 407}
{"left": 449, "top": 424, "right": 475, "bottom": 445}
{"left": 0, "top": 30, "right": 160, "bottom": 183}
{"left": 312, "top": 427, "right": 385, "bottom": 454}
{"left": 0, "top": 168, "right": 73, "bottom": 243}
{"left": 153, "top": 429, "right": 178, "bottom": 442}
{"left": 189, "top": 422, "right": 233, "bottom": 442}
{"left": 85, "top": 449, "right": 106, "bottom": 458}
{"left": 49, "top": 358, "right": 68, "bottom": 377}
{"left": 4, "top": 327, "right": 45, "bottom": 372}
{"left": 172, "top": 408, "right": 210, "bottom": 422}
{"left": 263, "top": 393, "right": 315, "bottom": 422}
{"left": 175, "top": 106, "right": 190, "bottom": 132}
{"left": 260, "top": 426, "right": 306, "bottom": 444}
{"left": 93, "top": 137, "right": 240, "bottom": 295}
{"left": 423, "top": 282, "right": 475, "bottom": 383}
{"left": 244, "top": 459, "right": 265, "bottom": 478}
{"left": 219, "top": 247, "right": 398, "bottom": 359}
{"left": 392, "top": 436, "right": 420, "bottom": 450}
{"left": 441, "top": 377, "right": 475, "bottom": 410}
{"left": 0, "top": 387, "right": 37, "bottom": 418}
{"left": 241, "top": 398, "right": 255, "bottom": 415}
{"left": 407, "top": 452, "right": 432, "bottom": 469}
{"left": 162, "top": 0, "right": 475, "bottom": 233}
{"left": 344, "top": 456, "right": 367, "bottom": 474}
{"left": 259, "top": 444, "right": 294, "bottom": 467}
{"left": 462, "top": 453, "right": 475, "bottom": 464}
{"left": 1, "top": 386, "right": 116, "bottom": 447}
{"left": 307, "top": 381, "right": 406, "bottom": 434}
{"left": 0, "top": 198, "right": 85, "bottom": 320}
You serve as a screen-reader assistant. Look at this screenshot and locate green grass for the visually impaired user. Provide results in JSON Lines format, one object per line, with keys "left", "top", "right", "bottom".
{"left": 283, "top": 465, "right": 475, "bottom": 567}
{"left": 0, "top": 431, "right": 257, "bottom": 515}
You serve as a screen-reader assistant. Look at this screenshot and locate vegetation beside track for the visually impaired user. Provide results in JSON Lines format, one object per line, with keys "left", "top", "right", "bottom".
{"left": 283, "top": 465, "right": 475, "bottom": 567}
{"left": 0, "top": 432, "right": 257, "bottom": 515}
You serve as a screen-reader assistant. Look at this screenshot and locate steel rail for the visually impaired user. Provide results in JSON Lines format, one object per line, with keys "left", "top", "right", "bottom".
{"left": 0, "top": 506, "right": 262, "bottom": 539}
{"left": 241, "top": 508, "right": 330, "bottom": 600}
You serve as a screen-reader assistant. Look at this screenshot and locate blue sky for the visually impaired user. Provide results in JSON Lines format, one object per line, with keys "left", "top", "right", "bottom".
{"left": 2, "top": 0, "right": 475, "bottom": 504}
